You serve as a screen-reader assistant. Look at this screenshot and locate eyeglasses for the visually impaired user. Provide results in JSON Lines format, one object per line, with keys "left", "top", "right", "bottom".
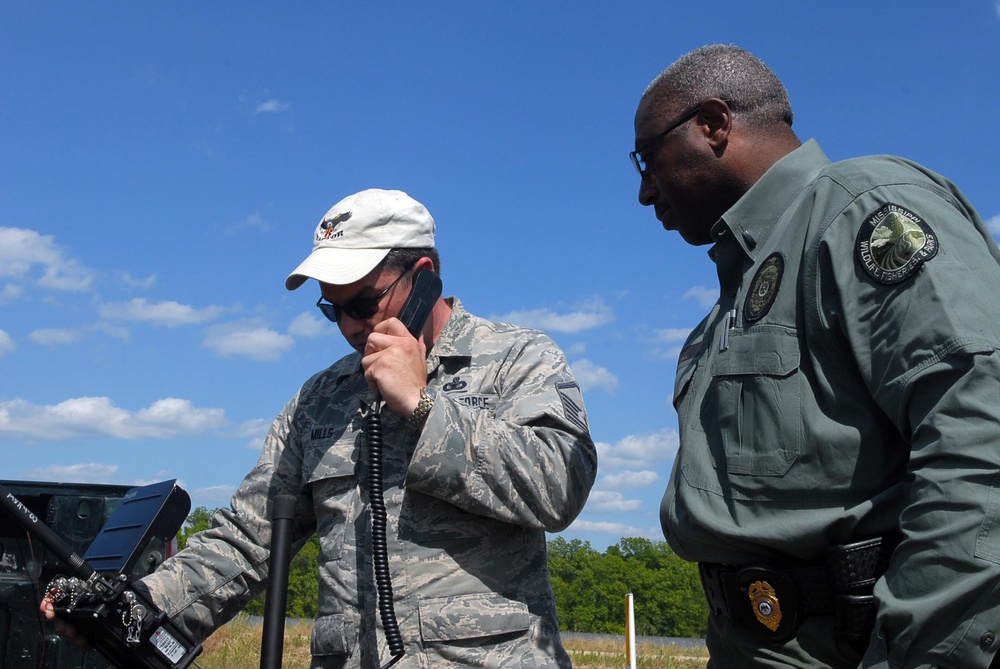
{"left": 630, "top": 100, "right": 737, "bottom": 179}
{"left": 629, "top": 103, "right": 704, "bottom": 179}
{"left": 316, "top": 266, "right": 413, "bottom": 323}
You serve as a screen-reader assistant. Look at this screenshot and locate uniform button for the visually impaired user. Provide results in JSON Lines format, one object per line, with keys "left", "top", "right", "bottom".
{"left": 981, "top": 632, "right": 996, "bottom": 649}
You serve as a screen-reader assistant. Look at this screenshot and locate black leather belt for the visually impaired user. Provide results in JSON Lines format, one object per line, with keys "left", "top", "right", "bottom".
{"left": 699, "top": 536, "right": 898, "bottom": 642}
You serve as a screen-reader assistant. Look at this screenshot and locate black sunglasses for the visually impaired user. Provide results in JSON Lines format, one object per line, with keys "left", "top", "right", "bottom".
{"left": 316, "top": 266, "right": 414, "bottom": 323}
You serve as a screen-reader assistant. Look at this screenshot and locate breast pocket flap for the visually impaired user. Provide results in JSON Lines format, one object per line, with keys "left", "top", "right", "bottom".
{"left": 418, "top": 593, "right": 530, "bottom": 642}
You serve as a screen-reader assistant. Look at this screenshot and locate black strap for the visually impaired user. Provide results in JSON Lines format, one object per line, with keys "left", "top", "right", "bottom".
{"left": 699, "top": 535, "right": 898, "bottom": 642}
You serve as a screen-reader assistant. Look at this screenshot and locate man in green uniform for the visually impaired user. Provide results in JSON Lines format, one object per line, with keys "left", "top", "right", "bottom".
{"left": 44, "top": 188, "right": 597, "bottom": 668}
{"left": 632, "top": 44, "right": 1000, "bottom": 668}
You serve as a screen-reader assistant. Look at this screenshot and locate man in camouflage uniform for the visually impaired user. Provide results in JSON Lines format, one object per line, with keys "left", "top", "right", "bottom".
{"left": 631, "top": 45, "right": 1000, "bottom": 667}
{"left": 49, "top": 189, "right": 597, "bottom": 668}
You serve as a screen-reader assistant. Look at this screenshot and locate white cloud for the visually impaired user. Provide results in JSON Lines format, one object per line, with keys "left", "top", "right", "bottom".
{"left": 235, "top": 418, "right": 270, "bottom": 449}
{"left": 0, "top": 226, "right": 95, "bottom": 291}
{"left": 122, "top": 271, "right": 157, "bottom": 289}
{"left": 600, "top": 469, "right": 660, "bottom": 489}
{"left": 28, "top": 327, "right": 82, "bottom": 345}
{"left": 19, "top": 462, "right": 120, "bottom": 483}
{"left": 99, "top": 298, "right": 225, "bottom": 327}
{"left": 645, "top": 326, "right": 692, "bottom": 362}
{"left": 565, "top": 518, "right": 659, "bottom": 540}
{"left": 230, "top": 211, "right": 271, "bottom": 233}
{"left": 683, "top": 285, "right": 717, "bottom": 309}
{"left": 255, "top": 99, "right": 290, "bottom": 113}
{"left": 203, "top": 321, "right": 294, "bottom": 361}
{"left": 0, "top": 397, "right": 227, "bottom": 440}
{"left": 192, "top": 484, "right": 237, "bottom": 507}
{"left": 287, "top": 312, "right": 328, "bottom": 338}
{"left": 0, "top": 330, "right": 15, "bottom": 356}
{"left": 585, "top": 489, "right": 642, "bottom": 512}
{"left": 569, "top": 358, "right": 619, "bottom": 393}
{"left": 234, "top": 417, "right": 270, "bottom": 439}
{"left": 596, "top": 428, "right": 679, "bottom": 471}
{"left": 987, "top": 213, "right": 1000, "bottom": 238}
{"left": 1, "top": 284, "right": 23, "bottom": 303}
{"left": 650, "top": 327, "right": 692, "bottom": 345}
{"left": 92, "top": 322, "right": 131, "bottom": 341}
{"left": 491, "top": 296, "right": 614, "bottom": 334}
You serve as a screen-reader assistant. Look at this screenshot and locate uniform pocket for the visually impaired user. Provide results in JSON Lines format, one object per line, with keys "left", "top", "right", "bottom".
{"left": 708, "top": 328, "right": 801, "bottom": 476}
{"left": 311, "top": 613, "right": 352, "bottom": 658}
{"left": 418, "top": 593, "right": 530, "bottom": 643}
{"left": 976, "top": 471, "right": 1000, "bottom": 565}
{"left": 305, "top": 434, "right": 361, "bottom": 561}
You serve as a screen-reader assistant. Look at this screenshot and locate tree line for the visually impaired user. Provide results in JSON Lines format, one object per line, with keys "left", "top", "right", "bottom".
{"left": 178, "top": 507, "right": 708, "bottom": 638}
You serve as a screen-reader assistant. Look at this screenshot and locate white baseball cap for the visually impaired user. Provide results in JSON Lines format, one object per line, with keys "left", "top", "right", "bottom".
{"left": 285, "top": 188, "right": 436, "bottom": 290}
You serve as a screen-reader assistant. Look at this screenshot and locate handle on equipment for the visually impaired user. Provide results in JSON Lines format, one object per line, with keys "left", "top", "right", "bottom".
{"left": 260, "top": 494, "right": 298, "bottom": 669}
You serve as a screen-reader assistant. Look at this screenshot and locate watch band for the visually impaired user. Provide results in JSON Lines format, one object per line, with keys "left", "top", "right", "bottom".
{"left": 408, "top": 387, "right": 436, "bottom": 427}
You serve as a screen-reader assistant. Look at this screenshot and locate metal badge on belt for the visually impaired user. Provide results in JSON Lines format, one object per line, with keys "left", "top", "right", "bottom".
{"left": 739, "top": 568, "right": 798, "bottom": 641}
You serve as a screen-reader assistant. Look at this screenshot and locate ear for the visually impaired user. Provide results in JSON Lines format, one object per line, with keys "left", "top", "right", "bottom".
{"left": 697, "top": 98, "right": 733, "bottom": 151}
{"left": 414, "top": 256, "right": 436, "bottom": 274}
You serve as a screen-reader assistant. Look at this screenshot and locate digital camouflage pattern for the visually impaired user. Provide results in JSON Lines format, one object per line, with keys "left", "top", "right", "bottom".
{"left": 663, "top": 140, "right": 1000, "bottom": 668}
{"left": 135, "top": 298, "right": 597, "bottom": 668}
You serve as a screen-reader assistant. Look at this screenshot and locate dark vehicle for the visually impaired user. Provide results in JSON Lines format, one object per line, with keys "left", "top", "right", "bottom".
{"left": 0, "top": 480, "right": 177, "bottom": 669}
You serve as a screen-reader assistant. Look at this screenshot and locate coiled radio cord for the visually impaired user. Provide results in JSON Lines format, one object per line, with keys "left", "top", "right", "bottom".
{"left": 366, "top": 399, "right": 405, "bottom": 668}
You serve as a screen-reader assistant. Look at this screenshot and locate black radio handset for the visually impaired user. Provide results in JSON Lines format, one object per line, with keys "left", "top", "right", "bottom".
{"left": 366, "top": 268, "right": 442, "bottom": 668}
{"left": 397, "top": 269, "right": 442, "bottom": 338}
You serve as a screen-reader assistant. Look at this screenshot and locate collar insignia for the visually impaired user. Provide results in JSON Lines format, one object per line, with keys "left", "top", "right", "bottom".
{"left": 744, "top": 253, "right": 784, "bottom": 323}
{"left": 856, "top": 203, "right": 938, "bottom": 285}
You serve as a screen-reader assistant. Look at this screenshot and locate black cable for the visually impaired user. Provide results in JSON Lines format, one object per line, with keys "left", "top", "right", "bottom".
{"left": 366, "top": 399, "right": 405, "bottom": 668}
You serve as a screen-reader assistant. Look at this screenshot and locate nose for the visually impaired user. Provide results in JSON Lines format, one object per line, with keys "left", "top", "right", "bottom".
{"left": 638, "top": 174, "right": 658, "bottom": 207}
{"left": 337, "top": 313, "right": 367, "bottom": 340}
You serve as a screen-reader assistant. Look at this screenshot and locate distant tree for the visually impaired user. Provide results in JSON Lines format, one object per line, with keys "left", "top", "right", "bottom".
{"left": 606, "top": 537, "right": 707, "bottom": 637}
{"left": 177, "top": 506, "right": 213, "bottom": 551}
{"left": 549, "top": 536, "right": 707, "bottom": 638}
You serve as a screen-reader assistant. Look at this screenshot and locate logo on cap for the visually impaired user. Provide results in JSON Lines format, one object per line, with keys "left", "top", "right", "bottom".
{"left": 319, "top": 210, "right": 352, "bottom": 240}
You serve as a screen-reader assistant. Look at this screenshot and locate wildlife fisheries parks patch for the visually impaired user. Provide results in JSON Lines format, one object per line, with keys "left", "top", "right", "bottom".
{"left": 855, "top": 203, "right": 938, "bottom": 285}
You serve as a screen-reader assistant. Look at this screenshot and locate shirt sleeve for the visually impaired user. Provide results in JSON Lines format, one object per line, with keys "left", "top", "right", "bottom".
{"left": 135, "top": 396, "right": 315, "bottom": 643}
{"left": 815, "top": 180, "right": 1000, "bottom": 668}
{"left": 404, "top": 331, "right": 598, "bottom": 533}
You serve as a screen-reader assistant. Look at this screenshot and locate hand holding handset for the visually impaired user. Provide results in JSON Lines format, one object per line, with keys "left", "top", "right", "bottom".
{"left": 368, "top": 267, "right": 441, "bottom": 669}
{"left": 397, "top": 269, "right": 442, "bottom": 337}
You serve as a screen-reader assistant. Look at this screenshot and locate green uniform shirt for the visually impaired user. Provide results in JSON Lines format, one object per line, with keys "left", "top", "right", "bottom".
{"left": 136, "top": 298, "right": 597, "bottom": 669}
{"left": 662, "top": 140, "right": 1000, "bottom": 668}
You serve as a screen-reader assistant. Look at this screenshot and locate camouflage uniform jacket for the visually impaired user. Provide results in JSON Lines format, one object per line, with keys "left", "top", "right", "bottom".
{"left": 136, "top": 298, "right": 597, "bottom": 668}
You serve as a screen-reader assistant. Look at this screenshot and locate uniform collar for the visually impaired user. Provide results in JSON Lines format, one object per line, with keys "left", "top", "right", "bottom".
{"left": 426, "top": 296, "right": 474, "bottom": 360}
{"left": 710, "top": 139, "right": 832, "bottom": 260}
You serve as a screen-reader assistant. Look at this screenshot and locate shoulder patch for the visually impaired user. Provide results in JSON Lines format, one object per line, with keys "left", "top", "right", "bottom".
{"left": 855, "top": 203, "right": 938, "bottom": 285}
{"left": 556, "top": 382, "right": 589, "bottom": 435}
{"left": 744, "top": 253, "right": 784, "bottom": 322}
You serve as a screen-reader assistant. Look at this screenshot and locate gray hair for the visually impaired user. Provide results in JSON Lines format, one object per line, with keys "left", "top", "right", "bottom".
{"left": 643, "top": 44, "right": 793, "bottom": 129}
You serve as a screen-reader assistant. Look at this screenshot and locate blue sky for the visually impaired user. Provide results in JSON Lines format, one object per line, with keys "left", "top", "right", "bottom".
{"left": 2, "top": 3, "right": 999, "bottom": 552}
